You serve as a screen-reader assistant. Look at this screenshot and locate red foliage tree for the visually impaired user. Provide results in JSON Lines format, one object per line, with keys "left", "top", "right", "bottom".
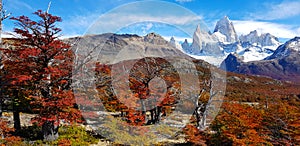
{"left": 183, "top": 124, "right": 207, "bottom": 145}
{"left": 1, "top": 10, "right": 81, "bottom": 141}
{"left": 211, "top": 102, "right": 268, "bottom": 145}
{"left": 95, "top": 57, "right": 181, "bottom": 126}
{"left": 128, "top": 57, "right": 180, "bottom": 125}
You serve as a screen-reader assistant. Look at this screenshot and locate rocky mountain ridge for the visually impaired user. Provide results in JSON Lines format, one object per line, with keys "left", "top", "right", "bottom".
{"left": 221, "top": 37, "right": 300, "bottom": 83}
{"left": 69, "top": 33, "right": 192, "bottom": 64}
{"left": 172, "top": 16, "right": 281, "bottom": 66}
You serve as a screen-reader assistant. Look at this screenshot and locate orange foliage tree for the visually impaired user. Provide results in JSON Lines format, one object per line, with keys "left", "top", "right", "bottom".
{"left": 95, "top": 57, "right": 181, "bottom": 126}
{"left": 128, "top": 57, "right": 180, "bottom": 125}
{"left": 211, "top": 102, "right": 268, "bottom": 145}
{"left": 1, "top": 10, "right": 81, "bottom": 141}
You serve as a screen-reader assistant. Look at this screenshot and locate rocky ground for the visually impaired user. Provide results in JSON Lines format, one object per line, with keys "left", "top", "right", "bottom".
{"left": 1, "top": 112, "right": 189, "bottom": 145}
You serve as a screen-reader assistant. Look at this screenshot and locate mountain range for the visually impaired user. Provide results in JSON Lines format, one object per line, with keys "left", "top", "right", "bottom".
{"left": 172, "top": 16, "right": 281, "bottom": 66}
{"left": 68, "top": 33, "right": 190, "bottom": 64}
{"left": 67, "top": 16, "right": 299, "bottom": 84}
{"left": 169, "top": 16, "right": 299, "bottom": 83}
{"left": 221, "top": 37, "right": 300, "bottom": 83}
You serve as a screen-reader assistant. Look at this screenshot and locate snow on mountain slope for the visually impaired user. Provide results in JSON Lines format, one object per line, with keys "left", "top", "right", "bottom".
{"left": 266, "top": 37, "right": 300, "bottom": 60}
{"left": 238, "top": 47, "right": 272, "bottom": 62}
{"left": 240, "top": 30, "right": 280, "bottom": 47}
{"left": 189, "top": 55, "right": 226, "bottom": 66}
{"left": 212, "top": 31, "right": 227, "bottom": 42}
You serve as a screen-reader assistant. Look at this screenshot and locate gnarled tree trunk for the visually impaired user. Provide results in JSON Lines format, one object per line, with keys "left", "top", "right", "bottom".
{"left": 0, "top": 100, "right": 2, "bottom": 117}
{"left": 42, "top": 120, "right": 59, "bottom": 141}
{"left": 13, "top": 90, "right": 21, "bottom": 131}
{"left": 13, "top": 109, "right": 20, "bottom": 131}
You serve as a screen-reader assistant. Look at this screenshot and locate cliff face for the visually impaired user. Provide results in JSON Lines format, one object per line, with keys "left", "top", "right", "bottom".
{"left": 213, "top": 16, "right": 238, "bottom": 43}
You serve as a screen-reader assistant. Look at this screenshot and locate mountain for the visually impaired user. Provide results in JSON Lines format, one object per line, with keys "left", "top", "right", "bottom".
{"left": 240, "top": 30, "right": 280, "bottom": 47}
{"left": 169, "top": 36, "right": 183, "bottom": 51}
{"left": 181, "top": 39, "right": 189, "bottom": 52}
{"left": 175, "top": 16, "right": 281, "bottom": 66}
{"left": 69, "top": 33, "right": 191, "bottom": 64}
{"left": 187, "top": 24, "right": 222, "bottom": 55}
{"left": 221, "top": 37, "right": 300, "bottom": 83}
{"left": 265, "top": 37, "right": 300, "bottom": 60}
{"left": 213, "top": 16, "right": 238, "bottom": 43}
{"left": 231, "top": 31, "right": 280, "bottom": 62}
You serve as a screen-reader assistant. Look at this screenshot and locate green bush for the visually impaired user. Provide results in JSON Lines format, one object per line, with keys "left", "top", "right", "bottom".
{"left": 31, "top": 125, "right": 98, "bottom": 146}
{"left": 56, "top": 125, "right": 98, "bottom": 145}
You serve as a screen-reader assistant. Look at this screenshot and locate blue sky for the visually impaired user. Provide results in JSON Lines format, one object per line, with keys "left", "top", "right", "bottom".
{"left": 2, "top": 0, "right": 300, "bottom": 41}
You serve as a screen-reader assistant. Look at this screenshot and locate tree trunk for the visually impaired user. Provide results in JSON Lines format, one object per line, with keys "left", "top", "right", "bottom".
{"left": 194, "top": 102, "right": 206, "bottom": 130}
{"left": 40, "top": 82, "right": 59, "bottom": 141}
{"left": 0, "top": 100, "right": 2, "bottom": 117}
{"left": 150, "top": 109, "right": 154, "bottom": 124}
{"left": 154, "top": 106, "right": 162, "bottom": 124}
{"left": 42, "top": 120, "right": 59, "bottom": 141}
{"left": 13, "top": 109, "right": 21, "bottom": 131}
{"left": 13, "top": 90, "right": 21, "bottom": 131}
{"left": 140, "top": 99, "right": 147, "bottom": 124}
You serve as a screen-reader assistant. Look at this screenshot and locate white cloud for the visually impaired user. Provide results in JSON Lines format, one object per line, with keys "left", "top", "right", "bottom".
{"left": 232, "top": 20, "right": 299, "bottom": 38}
{"left": 141, "top": 23, "right": 153, "bottom": 34}
{"left": 59, "top": 1, "right": 202, "bottom": 37}
{"left": 252, "top": 1, "right": 300, "bottom": 20}
{"left": 87, "top": 12, "right": 201, "bottom": 36}
{"left": 297, "top": 27, "right": 300, "bottom": 34}
{"left": 61, "top": 12, "right": 201, "bottom": 37}
{"left": 175, "top": 0, "right": 194, "bottom": 3}
{"left": 95, "top": 13, "right": 200, "bottom": 27}
{"left": 59, "top": 13, "right": 99, "bottom": 36}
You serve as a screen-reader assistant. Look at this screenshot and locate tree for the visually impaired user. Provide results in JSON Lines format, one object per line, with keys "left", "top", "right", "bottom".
{"left": 128, "top": 57, "right": 180, "bottom": 125}
{"left": 183, "top": 124, "right": 207, "bottom": 145}
{"left": 262, "top": 100, "right": 299, "bottom": 145}
{"left": 95, "top": 57, "right": 181, "bottom": 126}
{"left": 0, "top": 0, "right": 11, "bottom": 118}
{"left": 211, "top": 102, "right": 267, "bottom": 145}
{"left": 1, "top": 10, "right": 81, "bottom": 141}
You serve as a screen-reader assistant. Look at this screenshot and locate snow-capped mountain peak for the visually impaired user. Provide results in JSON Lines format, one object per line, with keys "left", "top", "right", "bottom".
{"left": 213, "top": 16, "right": 238, "bottom": 43}
{"left": 266, "top": 37, "right": 300, "bottom": 60}
{"left": 240, "top": 30, "right": 280, "bottom": 47}
{"left": 287, "top": 37, "right": 300, "bottom": 51}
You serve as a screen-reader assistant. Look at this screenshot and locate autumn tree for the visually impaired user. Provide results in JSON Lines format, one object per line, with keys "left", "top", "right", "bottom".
{"left": 1, "top": 10, "right": 81, "bottom": 141}
{"left": 94, "top": 57, "right": 181, "bottom": 126}
{"left": 262, "top": 100, "right": 300, "bottom": 145}
{"left": 128, "top": 57, "right": 180, "bottom": 125}
{"left": 210, "top": 102, "right": 268, "bottom": 145}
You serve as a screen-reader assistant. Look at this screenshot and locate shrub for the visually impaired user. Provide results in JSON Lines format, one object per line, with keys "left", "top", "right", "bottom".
{"left": 31, "top": 125, "right": 98, "bottom": 145}
{"left": 0, "top": 118, "right": 23, "bottom": 145}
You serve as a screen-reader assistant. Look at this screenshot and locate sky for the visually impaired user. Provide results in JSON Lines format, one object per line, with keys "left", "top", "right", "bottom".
{"left": 2, "top": 0, "right": 300, "bottom": 42}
